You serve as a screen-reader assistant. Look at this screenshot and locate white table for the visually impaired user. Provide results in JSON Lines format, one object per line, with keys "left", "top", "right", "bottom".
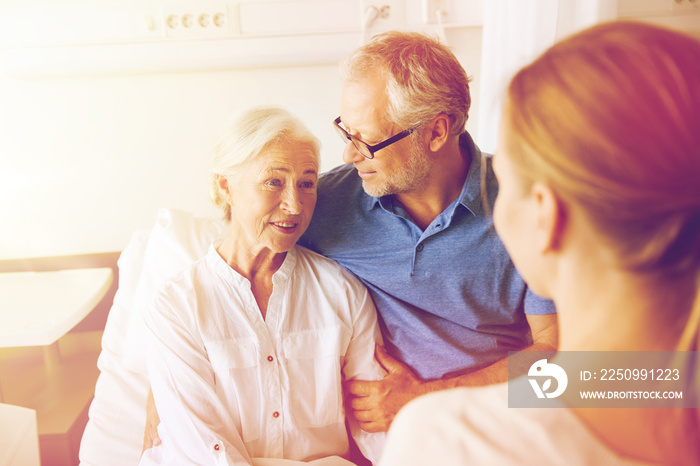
{"left": 0, "top": 267, "right": 113, "bottom": 401}
{"left": 0, "top": 403, "right": 40, "bottom": 466}
{"left": 0, "top": 268, "right": 113, "bottom": 348}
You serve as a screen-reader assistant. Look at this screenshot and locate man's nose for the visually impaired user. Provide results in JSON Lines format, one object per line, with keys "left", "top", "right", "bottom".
{"left": 342, "top": 140, "right": 365, "bottom": 165}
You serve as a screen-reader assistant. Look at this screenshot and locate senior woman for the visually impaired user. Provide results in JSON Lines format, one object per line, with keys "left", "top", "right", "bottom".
{"left": 379, "top": 22, "right": 700, "bottom": 465}
{"left": 140, "top": 107, "right": 385, "bottom": 465}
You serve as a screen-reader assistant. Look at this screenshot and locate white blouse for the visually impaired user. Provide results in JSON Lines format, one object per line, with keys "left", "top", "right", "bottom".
{"left": 380, "top": 383, "right": 650, "bottom": 466}
{"left": 140, "top": 245, "right": 386, "bottom": 465}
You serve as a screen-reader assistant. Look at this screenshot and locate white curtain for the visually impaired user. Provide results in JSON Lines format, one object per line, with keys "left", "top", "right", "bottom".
{"left": 476, "top": 0, "right": 618, "bottom": 154}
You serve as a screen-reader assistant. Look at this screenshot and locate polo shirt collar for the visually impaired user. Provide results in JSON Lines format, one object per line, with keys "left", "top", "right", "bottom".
{"left": 362, "top": 131, "right": 485, "bottom": 217}
{"left": 457, "top": 131, "right": 485, "bottom": 217}
{"left": 362, "top": 188, "right": 382, "bottom": 211}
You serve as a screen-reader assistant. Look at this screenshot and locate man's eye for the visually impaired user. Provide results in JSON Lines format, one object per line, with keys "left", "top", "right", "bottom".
{"left": 266, "top": 179, "right": 282, "bottom": 187}
{"left": 299, "top": 181, "right": 316, "bottom": 189}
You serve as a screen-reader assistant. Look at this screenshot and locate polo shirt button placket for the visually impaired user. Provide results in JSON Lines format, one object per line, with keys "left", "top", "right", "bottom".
{"left": 416, "top": 243, "right": 424, "bottom": 252}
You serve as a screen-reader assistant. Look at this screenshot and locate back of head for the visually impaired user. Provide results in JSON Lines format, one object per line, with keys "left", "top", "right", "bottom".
{"left": 505, "top": 21, "right": 700, "bottom": 279}
{"left": 341, "top": 30, "right": 471, "bottom": 135}
{"left": 210, "top": 106, "right": 320, "bottom": 221}
{"left": 505, "top": 22, "right": 700, "bottom": 458}
{"left": 504, "top": 22, "right": 700, "bottom": 462}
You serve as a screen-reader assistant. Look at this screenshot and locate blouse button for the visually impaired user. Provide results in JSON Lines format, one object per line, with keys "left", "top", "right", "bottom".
{"left": 267, "top": 355, "right": 274, "bottom": 362}
{"left": 416, "top": 243, "right": 424, "bottom": 252}
{"left": 273, "top": 411, "right": 280, "bottom": 418}
{"left": 213, "top": 444, "right": 220, "bottom": 451}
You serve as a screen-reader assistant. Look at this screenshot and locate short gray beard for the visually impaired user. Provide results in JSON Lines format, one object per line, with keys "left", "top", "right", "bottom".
{"left": 362, "top": 136, "right": 433, "bottom": 198}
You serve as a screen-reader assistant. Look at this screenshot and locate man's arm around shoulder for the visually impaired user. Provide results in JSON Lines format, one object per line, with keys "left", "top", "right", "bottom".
{"left": 345, "top": 314, "right": 558, "bottom": 433}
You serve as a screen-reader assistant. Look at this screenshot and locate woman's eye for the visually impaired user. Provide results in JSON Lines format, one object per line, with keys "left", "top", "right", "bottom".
{"left": 299, "top": 181, "right": 316, "bottom": 189}
{"left": 266, "top": 179, "right": 282, "bottom": 187}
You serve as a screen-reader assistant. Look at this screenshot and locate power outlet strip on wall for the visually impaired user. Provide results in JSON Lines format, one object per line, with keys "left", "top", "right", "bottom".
{"left": 162, "top": 3, "right": 236, "bottom": 39}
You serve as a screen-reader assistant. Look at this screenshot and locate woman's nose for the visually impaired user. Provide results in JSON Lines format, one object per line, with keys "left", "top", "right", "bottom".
{"left": 281, "top": 187, "right": 303, "bottom": 214}
{"left": 342, "top": 140, "right": 365, "bottom": 165}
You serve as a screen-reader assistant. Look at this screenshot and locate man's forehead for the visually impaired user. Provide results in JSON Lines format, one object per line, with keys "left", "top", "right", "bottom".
{"left": 340, "top": 81, "right": 390, "bottom": 135}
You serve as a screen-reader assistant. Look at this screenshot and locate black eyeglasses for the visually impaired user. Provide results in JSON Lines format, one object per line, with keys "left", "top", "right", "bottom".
{"left": 333, "top": 117, "right": 415, "bottom": 159}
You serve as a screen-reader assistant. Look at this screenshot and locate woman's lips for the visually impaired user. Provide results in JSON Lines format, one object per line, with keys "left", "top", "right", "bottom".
{"left": 270, "top": 221, "right": 299, "bottom": 234}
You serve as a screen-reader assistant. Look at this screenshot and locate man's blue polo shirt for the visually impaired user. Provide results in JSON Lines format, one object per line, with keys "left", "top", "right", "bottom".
{"left": 299, "top": 132, "right": 555, "bottom": 380}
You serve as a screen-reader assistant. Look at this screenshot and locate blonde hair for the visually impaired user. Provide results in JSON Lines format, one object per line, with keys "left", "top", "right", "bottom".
{"left": 505, "top": 21, "right": 700, "bottom": 457}
{"left": 340, "top": 30, "right": 471, "bottom": 136}
{"left": 210, "top": 106, "right": 320, "bottom": 221}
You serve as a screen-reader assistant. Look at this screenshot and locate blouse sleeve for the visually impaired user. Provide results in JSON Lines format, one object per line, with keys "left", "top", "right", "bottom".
{"left": 140, "top": 285, "right": 253, "bottom": 466}
{"left": 341, "top": 284, "right": 387, "bottom": 464}
{"left": 377, "top": 394, "right": 442, "bottom": 466}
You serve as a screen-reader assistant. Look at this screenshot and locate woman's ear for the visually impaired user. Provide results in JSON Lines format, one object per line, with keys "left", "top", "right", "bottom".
{"left": 426, "top": 113, "right": 451, "bottom": 152}
{"left": 532, "top": 182, "right": 567, "bottom": 253}
{"left": 217, "top": 174, "right": 233, "bottom": 204}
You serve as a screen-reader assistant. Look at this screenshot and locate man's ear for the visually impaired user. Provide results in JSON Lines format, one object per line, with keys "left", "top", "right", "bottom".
{"left": 532, "top": 182, "right": 567, "bottom": 253}
{"left": 425, "top": 113, "right": 451, "bottom": 152}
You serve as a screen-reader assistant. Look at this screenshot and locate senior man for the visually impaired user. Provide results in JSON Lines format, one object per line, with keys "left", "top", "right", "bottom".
{"left": 142, "top": 31, "right": 558, "bottom": 456}
{"left": 298, "top": 31, "right": 558, "bottom": 434}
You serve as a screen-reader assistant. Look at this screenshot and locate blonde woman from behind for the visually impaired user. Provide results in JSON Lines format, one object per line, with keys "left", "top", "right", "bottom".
{"left": 380, "top": 21, "right": 700, "bottom": 466}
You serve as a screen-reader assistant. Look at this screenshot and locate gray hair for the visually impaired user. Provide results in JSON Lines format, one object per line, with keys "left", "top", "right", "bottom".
{"left": 210, "top": 106, "right": 321, "bottom": 221}
{"left": 340, "top": 30, "right": 471, "bottom": 135}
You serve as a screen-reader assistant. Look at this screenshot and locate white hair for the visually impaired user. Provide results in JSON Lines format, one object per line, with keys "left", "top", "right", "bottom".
{"left": 340, "top": 30, "right": 471, "bottom": 135}
{"left": 210, "top": 106, "right": 320, "bottom": 220}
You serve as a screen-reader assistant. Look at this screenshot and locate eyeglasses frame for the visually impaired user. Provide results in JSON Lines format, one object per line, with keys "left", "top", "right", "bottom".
{"left": 333, "top": 117, "right": 416, "bottom": 159}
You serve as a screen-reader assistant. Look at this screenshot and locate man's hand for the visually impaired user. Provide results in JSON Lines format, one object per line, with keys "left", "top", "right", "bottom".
{"left": 344, "top": 345, "right": 426, "bottom": 433}
{"left": 141, "top": 388, "right": 162, "bottom": 454}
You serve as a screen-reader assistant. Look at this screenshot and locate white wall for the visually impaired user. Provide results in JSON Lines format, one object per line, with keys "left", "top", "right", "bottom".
{"left": 0, "top": 2, "right": 483, "bottom": 260}
{"left": 0, "top": 64, "right": 345, "bottom": 258}
{"left": 4, "top": 0, "right": 695, "bottom": 261}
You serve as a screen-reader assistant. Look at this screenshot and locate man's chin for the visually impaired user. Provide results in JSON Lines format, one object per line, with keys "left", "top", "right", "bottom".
{"left": 362, "top": 180, "right": 392, "bottom": 198}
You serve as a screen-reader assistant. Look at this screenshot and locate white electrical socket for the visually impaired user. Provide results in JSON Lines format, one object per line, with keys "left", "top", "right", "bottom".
{"left": 423, "top": 0, "right": 450, "bottom": 24}
{"left": 360, "top": 0, "right": 402, "bottom": 30}
{"left": 162, "top": 2, "right": 236, "bottom": 39}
